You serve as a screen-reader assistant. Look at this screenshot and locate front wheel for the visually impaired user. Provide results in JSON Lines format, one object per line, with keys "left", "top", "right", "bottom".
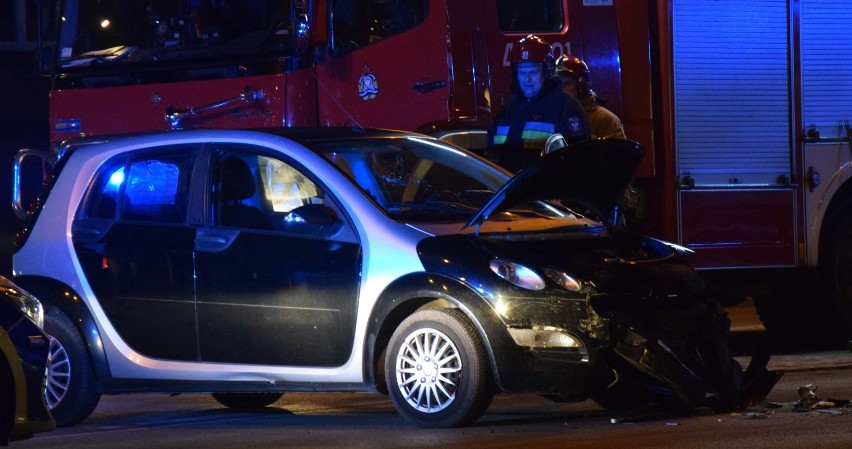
{"left": 44, "top": 309, "right": 101, "bottom": 427}
{"left": 385, "top": 308, "right": 493, "bottom": 428}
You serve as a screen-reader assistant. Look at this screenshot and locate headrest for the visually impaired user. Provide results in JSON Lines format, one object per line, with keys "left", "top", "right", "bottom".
{"left": 221, "top": 157, "right": 256, "bottom": 201}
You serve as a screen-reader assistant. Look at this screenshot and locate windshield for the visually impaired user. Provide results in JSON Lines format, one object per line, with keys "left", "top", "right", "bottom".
{"left": 317, "top": 136, "right": 585, "bottom": 223}
{"left": 47, "top": 1, "right": 294, "bottom": 77}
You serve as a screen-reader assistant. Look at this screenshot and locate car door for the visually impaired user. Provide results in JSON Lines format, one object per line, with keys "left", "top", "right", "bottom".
{"left": 72, "top": 146, "right": 199, "bottom": 361}
{"left": 194, "top": 146, "right": 361, "bottom": 367}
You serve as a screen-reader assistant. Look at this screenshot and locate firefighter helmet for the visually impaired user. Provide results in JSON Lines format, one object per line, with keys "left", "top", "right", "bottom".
{"left": 508, "top": 34, "right": 555, "bottom": 76}
{"left": 555, "top": 54, "right": 593, "bottom": 97}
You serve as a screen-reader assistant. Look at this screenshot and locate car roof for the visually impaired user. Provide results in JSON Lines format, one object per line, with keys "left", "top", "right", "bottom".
{"left": 59, "top": 127, "right": 417, "bottom": 147}
{"left": 54, "top": 127, "right": 423, "bottom": 162}
{"left": 253, "top": 126, "right": 416, "bottom": 142}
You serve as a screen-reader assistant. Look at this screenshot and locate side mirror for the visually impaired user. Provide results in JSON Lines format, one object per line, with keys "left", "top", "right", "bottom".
{"left": 292, "top": 13, "right": 311, "bottom": 55}
{"left": 282, "top": 204, "right": 342, "bottom": 236}
{"left": 542, "top": 134, "right": 568, "bottom": 156}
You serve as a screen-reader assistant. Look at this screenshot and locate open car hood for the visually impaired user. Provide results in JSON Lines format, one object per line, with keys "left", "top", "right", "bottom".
{"left": 466, "top": 138, "right": 644, "bottom": 228}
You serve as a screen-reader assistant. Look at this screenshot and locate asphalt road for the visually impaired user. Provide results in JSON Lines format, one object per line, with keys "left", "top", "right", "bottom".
{"left": 13, "top": 348, "right": 852, "bottom": 449}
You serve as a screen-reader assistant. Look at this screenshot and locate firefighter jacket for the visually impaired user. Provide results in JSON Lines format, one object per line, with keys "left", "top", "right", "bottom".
{"left": 580, "top": 94, "right": 626, "bottom": 140}
{"left": 489, "top": 77, "right": 590, "bottom": 172}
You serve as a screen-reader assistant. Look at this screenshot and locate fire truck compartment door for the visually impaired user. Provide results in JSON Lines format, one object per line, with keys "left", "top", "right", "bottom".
{"left": 678, "top": 189, "right": 796, "bottom": 269}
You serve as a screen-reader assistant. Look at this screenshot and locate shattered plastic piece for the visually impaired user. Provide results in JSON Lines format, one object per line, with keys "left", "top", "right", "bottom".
{"left": 796, "top": 384, "right": 821, "bottom": 410}
{"left": 812, "top": 400, "right": 836, "bottom": 409}
{"left": 815, "top": 408, "right": 845, "bottom": 416}
{"left": 732, "top": 412, "right": 768, "bottom": 419}
{"left": 666, "top": 422, "right": 679, "bottom": 426}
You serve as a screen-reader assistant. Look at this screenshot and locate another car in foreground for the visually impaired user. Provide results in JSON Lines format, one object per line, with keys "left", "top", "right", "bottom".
{"left": 0, "top": 275, "right": 55, "bottom": 445}
{"left": 11, "top": 128, "right": 773, "bottom": 427}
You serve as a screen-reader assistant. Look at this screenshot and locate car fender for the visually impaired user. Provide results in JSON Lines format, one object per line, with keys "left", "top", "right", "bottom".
{"left": 363, "top": 272, "right": 518, "bottom": 391}
{"left": 0, "top": 333, "right": 21, "bottom": 437}
{"left": 9, "top": 276, "right": 109, "bottom": 384}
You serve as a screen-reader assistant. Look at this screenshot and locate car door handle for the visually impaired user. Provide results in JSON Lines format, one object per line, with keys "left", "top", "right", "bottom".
{"left": 195, "top": 228, "right": 241, "bottom": 252}
{"left": 412, "top": 80, "right": 446, "bottom": 94}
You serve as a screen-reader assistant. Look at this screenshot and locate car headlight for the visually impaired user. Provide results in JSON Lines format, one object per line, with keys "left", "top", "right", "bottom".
{"left": 507, "top": 326, "right": 584, "bottom": 349}
{"left": 489, "top": 259, "right": 545, "bottom": 290}
{"left": 1, "top": 283, "right": 45, "bottom": 329}
{"left": 543, "top": 268, "right": 583, "bottom": 293}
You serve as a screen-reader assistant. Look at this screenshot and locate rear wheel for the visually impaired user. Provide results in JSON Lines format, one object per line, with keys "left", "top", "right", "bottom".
{"left": 211, "top": 392, "right": 283, "bottom": 409}
{"left": 753, "top": 273, "right": 825, "bottom": 351}
{"left": 385, "top": 308, "right": 493, "bottom": 428}
{"left": 44, "top": 309, "right": 101, "bottom": 427}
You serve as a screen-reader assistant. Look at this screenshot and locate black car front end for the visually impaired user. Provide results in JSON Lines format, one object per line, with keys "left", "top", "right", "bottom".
{"left": 416, "top": 224, "right": 746, "bottom": 409}
{"left": 0, "top": 277, "right": 55, "bottom": 444}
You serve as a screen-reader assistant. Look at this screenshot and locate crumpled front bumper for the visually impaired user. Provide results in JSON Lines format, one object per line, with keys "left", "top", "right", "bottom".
{"left": 610, "top": 328, "right": 707, "bottom": 408}
{"left": 488, "top": 295, "right": 615, "bottom": 397}
{"left": 490, "top": 292, "right": 734, "bottom": 408}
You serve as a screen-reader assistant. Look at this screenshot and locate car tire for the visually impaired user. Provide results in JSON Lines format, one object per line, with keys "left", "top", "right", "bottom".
{"left": 211, "top": 392, "right": 283, "bottom": 409}
{"left": 0, "top": 357, "right": 12, "bottom": 445}
{"left": 44, "top": 309, "right": 101, "bottom": 427}
{"left": 385, "top": 308, "right": 493, "bottom": 428}
{"left": 753, "top": 271, "right": 829, "bottom": 351}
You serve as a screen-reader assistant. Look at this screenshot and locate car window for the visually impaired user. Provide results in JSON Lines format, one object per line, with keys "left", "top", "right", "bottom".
{"left": 212, "top": 149, "right": 343, "bottom": 236}
{"left": 316, "top": 136, "right": 597, "bottom": 225}
{"left": 52, "top": 1, "right": 293, "bottom": 76}
{"left": 83, "top": 146, "right": 196, "bottom": 223}
{"left": 318, "top": 137, "right": 506, "bottom": 221}
{"left": 258, "top": 156, "right": 321, "bottom": 213}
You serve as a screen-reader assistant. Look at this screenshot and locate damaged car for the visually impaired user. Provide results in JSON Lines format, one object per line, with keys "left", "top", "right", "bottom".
{"left": 11, "top": 128, "right": 773, "bottom": 428}
{"left": 0, "top": 275, "right": 55, "bottom": 445}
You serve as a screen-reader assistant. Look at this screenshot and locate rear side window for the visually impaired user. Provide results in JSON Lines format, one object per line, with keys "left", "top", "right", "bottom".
{"left": 83, "top": 146, "right": 197, "bottom": 223}
{"left": 496, "top": 0, "right": 565, "bottom": 33}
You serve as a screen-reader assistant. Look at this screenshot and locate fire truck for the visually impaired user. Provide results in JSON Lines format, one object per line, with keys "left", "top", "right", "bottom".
{"left": 16, "top": 0, "right": 852, "bottom": 342}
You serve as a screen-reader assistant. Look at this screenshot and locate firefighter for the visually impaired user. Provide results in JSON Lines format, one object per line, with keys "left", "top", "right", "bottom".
{"left": 555, "top": 53, "right": 639, "bottom": 224}
{"left": 556, "top": 54, "right": 626, "bottom": 140}
{"left": 488, "top": 34, "right": 590, "bottom": 172}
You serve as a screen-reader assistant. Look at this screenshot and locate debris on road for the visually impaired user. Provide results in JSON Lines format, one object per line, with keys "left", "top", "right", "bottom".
{"left": 730, "top": 384, "right": 851, "bottom": 418}
{"left": 733, "top": 411, "right": 768, "bottom": 419}
{"left": 611, "top": 384, "right": 851, "bottom": 424}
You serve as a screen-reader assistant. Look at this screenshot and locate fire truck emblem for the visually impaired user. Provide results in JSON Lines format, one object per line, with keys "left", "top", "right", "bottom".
{"left": 358, "top": 64, "right": 379, "bottom": 100}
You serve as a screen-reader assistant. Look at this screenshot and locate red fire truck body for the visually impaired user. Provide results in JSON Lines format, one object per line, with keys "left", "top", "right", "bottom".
{"left": 47, "top": 2, "right": 638, "bottom": 148}
{"left": 32, "top": 0, "right": 852, "bottom": 337}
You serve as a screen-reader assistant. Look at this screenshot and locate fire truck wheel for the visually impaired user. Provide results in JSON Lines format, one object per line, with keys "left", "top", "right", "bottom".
{"left": 753, "top": 273, "right": 825, "bottom": 351}
{"left": 818, "top": 207, "right": 852, "bottom": 342}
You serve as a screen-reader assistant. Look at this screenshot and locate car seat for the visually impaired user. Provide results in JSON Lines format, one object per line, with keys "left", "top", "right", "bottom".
{"left": 219, "top": 157, "right": 271, "bottom": 229}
